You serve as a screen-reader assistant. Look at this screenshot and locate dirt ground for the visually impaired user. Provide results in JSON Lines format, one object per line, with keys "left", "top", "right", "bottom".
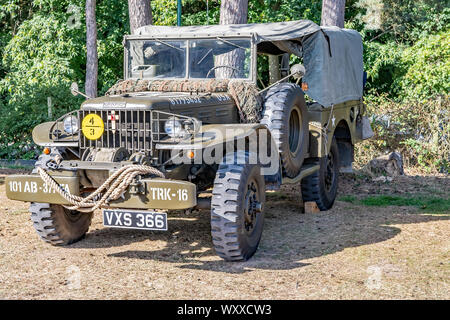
{"left": 0, "top": 169, "right": 448, "bottom": 300}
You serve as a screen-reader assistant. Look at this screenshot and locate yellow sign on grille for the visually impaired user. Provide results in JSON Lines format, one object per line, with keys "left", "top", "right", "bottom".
{"left": 81, "top": 114, "right": 104, "bottom": 140}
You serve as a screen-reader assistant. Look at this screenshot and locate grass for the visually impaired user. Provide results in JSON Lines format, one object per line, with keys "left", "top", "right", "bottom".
{"left": 0, "top": 164, "right": 33, "bottom": 170}
{"left": 339, "top": 194, "right": 450, "bottom": 214}
{"left": 266, "top": 191, "right": 289, "bottom": 201}
{"left": 338, "top": 195, "right": 358, "bottom": 204}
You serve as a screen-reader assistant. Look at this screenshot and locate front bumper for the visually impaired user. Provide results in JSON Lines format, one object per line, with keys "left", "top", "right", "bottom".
{"left": 5, "top": 173, "right": 197, "bottom": 210}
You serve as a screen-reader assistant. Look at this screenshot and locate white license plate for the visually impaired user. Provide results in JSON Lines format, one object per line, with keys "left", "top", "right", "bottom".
{"left": 102, "top": 209, "right": 167, "bottom": 231}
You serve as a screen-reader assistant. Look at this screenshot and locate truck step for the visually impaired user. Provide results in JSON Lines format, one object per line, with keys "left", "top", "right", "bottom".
{"left": 282, "top": 163, "right": 320, "bottom": 185}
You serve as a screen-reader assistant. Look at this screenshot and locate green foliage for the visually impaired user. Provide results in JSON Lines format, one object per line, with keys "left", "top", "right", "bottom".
{"left": 0, "top": 164, "right": 34, "bottom": 170}
{"left": 355, "top": 95, "right": 449, "bottom": 173}
{"left": 363, "top": 41, "right": 406, "bottom": 95}
{"left": 354, "top": 0, "right": 448, "bottom": 44}
{"left": 357, "top": 19, "right": 449, "bottom": 173}
{"left": 339, "top": 195, "right": 358, "bottom": 204}
{"left": 362, "top": 29, "right": 449, "bottom": 102}
{"left": 0, "top": 0, "right": 129, "bottom": 159}
{"left": 360, "top": 195, "right": 450, "bottom": 214}
{"left": 152, "top": 0, "right": 178, "bottom": 25}
{"left": 182, "top": 0, "right": 221, "bottom": 25}
{"left": 247, "top": 0, "right": 322, "bottom": 24}
{"left": 0, "top": 14, "right": 80, "bottom": 159}
{"left": 395, "top": 31, "right": 450, "bottom": 101}
{"left": 0, "top": 0, "right": 448, "bottom": 167}
{"left": 357, "top": 1, "right": 449, "bottom": 102}
{"left": 152, "top": 0, "right": 323, "bottom": 26}
{"left": 339, "top": 193, "right": 450, "bottom": 214}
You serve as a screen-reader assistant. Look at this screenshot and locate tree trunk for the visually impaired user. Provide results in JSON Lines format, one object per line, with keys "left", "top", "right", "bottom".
{"left": 219, "top": 0, "right": 248, "bottom": 24}
{"left": 216, "top": 0, "right": 249, "bottom": 78}
{"left": 85, "top": 0, "right": 98, "bottom": 98}
{"left": 321, "top": 0, "right": 346, "bottom": 28}
{"left": 268, "top": 55, "right": 280, "bottom": 84}
{"left": 128, "top": 0, "right": 153, "bottom": 34}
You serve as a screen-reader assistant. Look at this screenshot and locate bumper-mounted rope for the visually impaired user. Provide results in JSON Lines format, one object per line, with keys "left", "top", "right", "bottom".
{"left": 37, "top": 164, "right": 165, "bottom": 213}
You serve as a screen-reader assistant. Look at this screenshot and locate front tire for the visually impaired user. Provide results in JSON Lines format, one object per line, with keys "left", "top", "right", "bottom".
{"left": 211, "top": 152, "right": 266, "bottom": 261}
{"left": 30, "top": 203, "right": 93, "bottom": 245}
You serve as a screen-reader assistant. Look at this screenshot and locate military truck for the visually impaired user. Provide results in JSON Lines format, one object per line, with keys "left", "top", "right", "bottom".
{"left": 5, "top": 20, "right": 372, "bottom": 261}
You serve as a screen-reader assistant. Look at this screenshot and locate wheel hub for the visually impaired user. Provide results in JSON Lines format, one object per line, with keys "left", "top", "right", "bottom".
{"left": 288, "top": 107, "right": 301, "bottom": 155}
{"left": 324, "top": 153, "right": 335, "bottom": 192}
{"left": 244, "top": 181, "right": 261, "bottom": 233}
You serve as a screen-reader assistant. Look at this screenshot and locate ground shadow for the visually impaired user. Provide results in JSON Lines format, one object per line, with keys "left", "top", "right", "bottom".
{"left": 102, "top": 203, "right": 448, "bottom": 273}
{"left": 44, "top": 174, "right": 450, "bottom": 273}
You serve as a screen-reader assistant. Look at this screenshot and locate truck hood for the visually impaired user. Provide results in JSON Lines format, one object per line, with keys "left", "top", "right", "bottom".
{"left": 80, "top": 91, "right": 238, "bottom": 124}
{"left": 81, "top": 91, "right": 233, "bottom": 112}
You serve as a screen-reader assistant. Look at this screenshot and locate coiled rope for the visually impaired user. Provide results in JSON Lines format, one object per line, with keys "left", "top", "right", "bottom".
{"left": 37, "top": 164, "right": 165, "bottom": 213}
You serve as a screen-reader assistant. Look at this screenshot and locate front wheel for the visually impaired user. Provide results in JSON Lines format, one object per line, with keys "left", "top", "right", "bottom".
{"left": 30, "top": 203, "right": 93, "bottom": 245}
{"left": 210, "top": 152, "right": 266, "bottom": 261}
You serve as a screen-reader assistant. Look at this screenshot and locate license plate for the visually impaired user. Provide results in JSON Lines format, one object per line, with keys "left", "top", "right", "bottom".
{"left": 102, "top": 209, "right": 168, "bottom": 231}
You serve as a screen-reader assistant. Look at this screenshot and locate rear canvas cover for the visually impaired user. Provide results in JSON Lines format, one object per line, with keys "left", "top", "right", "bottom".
{"left": 133, "top": 20, "right": 364, "bottom": 107}
{"left": 302, "top": 27, "right": 364, "bottom": 107}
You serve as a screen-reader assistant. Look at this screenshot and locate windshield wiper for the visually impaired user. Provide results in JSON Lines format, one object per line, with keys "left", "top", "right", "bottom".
{"left": 216, "top": 37, "right": 246, "bottom": 50}
{"left": 197, "top": 49, "right": 213, "bottom": 65}
{"left": 153, "top": 38, "right": 184, "bottom": 52}
{"left": 196, "top": 39, "right": 247, "bottom": 65}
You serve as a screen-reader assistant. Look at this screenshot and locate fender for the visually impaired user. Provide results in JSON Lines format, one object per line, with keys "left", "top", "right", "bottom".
{"left": 156, "top": 123, "right": 281, "bottom": 177}
{"left": 307, "top": 100, "right": 363, "bottom": 158}
{"left": 155, "top": 123, "right": 276, "bottom": 151}
{"left": 32, "top": 122, "right": 79, "bottom": 147}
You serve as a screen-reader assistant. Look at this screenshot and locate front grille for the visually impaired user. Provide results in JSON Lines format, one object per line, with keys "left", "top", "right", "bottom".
{"left": 79, "top": 109, "right": 153, "bottom": 154}
{"left": 50, "top": 109, "right": 198, "bottom": 156}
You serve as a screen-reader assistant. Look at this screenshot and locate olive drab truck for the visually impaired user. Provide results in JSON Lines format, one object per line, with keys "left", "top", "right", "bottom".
{"left": 5, "top": 20, "right": 373, "bottom": 261}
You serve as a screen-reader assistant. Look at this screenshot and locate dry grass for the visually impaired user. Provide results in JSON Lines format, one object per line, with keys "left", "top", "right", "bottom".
{"left": 355, "top": 96, "right": 449, "bottom": 174}
{"left": 0, "top": 171, "right": 449, "bottom": 300}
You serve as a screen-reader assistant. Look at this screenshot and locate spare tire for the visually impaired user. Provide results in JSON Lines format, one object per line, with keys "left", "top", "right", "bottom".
{"left": 261, "top": 83, "right": 309, "bottom": 178}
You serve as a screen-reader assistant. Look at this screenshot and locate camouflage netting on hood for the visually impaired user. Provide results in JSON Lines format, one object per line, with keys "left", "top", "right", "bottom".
{"left": 106, "top": 79, "right": 263, "bottom": 123}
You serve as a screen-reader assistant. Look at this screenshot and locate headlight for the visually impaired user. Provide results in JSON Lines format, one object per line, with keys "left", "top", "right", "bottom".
{"left": 164, "top": 117, "right": 183, "bottom": 138}
{"left": 63, "top": 116, "right": 79, "bottom": 134}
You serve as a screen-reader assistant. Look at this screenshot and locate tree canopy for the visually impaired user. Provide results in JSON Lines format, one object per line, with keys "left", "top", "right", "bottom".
{"left": 0, "top": 0, "right": 448, "bottom": 170}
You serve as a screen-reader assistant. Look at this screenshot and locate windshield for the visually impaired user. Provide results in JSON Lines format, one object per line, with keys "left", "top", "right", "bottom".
{"left": 189, "top": 39, "right": 251, "bottom": 79}
{"left": 127, "top": 38, "right": 252, "bottom": 80}
{"left": 128, "top": 40, "right": 187, "bottom": 79}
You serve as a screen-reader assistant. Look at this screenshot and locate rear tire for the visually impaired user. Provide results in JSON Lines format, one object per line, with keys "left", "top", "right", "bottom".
{"left": 301, "top": 137, "right": 340, "bottom": 211}
{"left": 261, "top": 83, "right": 309, "bottom": 178}
{"left": 30, "top": 203, "right": 93, "bottom": 246}
{"left": 211, "top": 152, "right": 266, "bottom": 261}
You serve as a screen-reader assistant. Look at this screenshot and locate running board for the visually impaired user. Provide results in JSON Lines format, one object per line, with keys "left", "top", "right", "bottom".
{"left": 282, "top": 164, "right": 320, "bottom": 185}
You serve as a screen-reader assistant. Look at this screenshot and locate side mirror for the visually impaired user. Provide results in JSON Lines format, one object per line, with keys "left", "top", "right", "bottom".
{"left": 70, "top": 82, "right": 79, "bottom": 96}
{"left": 291, "top": 64, "right": 306, "bottom": 80}
{"left": 70, "top": 82, "right": 90, "bottom": 99}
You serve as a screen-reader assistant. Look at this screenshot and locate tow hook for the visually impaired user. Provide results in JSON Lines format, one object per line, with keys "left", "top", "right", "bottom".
{"left": 45, "top": 154, "right": 63, "bottom": 170}
{"left": 129, "top": 179, "right": 145, "bottom": 195}
{"left": 46, "top": 160, "right": 60, "bottom": 170}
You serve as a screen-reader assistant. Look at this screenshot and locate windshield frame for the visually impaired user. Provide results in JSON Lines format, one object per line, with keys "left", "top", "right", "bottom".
{"left": 124, "top": 35, "right": 256, "bottom": 83}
